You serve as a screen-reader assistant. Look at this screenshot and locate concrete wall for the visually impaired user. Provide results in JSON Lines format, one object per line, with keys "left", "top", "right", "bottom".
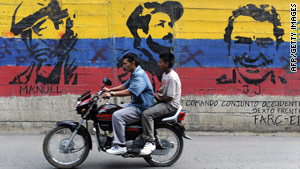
{"left": 0, "top": 0, "right": 299, "bottom": 133}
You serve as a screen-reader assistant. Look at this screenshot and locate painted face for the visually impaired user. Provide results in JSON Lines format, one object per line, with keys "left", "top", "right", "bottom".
{"left": 11, "top": 0, "right": 74, "bottom": 84}
{"left": 230, "top": 16, "right": 276, "bottom": 82}
{"left": 31, "top": 17, "right": 69, "bottom": 77}
{"left": 14, "top": 0, "right": 69, "bottom": 61}
{"left": 146, "top": 12, "right": 173, "bottom": 50}
{"left": 30, "top": 17, "right": 67, "bottom": 39}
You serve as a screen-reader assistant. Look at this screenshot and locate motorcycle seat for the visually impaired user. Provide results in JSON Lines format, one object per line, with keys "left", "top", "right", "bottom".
{"left": 159, "top": 105, "right": 182, "bottom": 122}
{"left": 126, "top": 105, "right": 182, "bottom": 127}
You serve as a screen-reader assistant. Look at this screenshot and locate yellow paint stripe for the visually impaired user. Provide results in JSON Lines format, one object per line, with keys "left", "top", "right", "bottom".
{"left": 0, "top": 0, "right": 298, "bottom": 41}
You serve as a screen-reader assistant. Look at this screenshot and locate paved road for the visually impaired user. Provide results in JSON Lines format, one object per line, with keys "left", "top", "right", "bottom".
{"left": 1, "top": 133, "right": 300, "bottom": 169}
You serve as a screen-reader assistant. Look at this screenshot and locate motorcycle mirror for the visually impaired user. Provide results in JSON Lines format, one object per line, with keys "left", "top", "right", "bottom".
{"left": 103, "top": 77, "right": 112, "bottom": 86}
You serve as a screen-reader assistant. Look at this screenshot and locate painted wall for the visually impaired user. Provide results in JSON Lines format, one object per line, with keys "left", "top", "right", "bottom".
{"left": 0, "top": 0, "right": 299, "bottom": 133}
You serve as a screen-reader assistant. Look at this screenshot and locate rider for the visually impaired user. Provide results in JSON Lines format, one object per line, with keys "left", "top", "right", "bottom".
{"left": 103, "top": 53, "right": 154, "bottom": 155}
{"left": 140, "top": 52, "right": 182, "bottom": 155}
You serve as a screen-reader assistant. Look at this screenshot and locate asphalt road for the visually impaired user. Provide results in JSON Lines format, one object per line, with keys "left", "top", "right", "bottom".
{"left": 1, "top": 133, "right": 300, "bottom": 169}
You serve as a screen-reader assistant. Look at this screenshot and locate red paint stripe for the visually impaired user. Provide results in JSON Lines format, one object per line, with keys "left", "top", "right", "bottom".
{"left": 0, "top": 66, "right": 299, "bottom": 97}
{"left": 96, "top": 114, "right": 112, "bottom": 120}
{"left": 81, "top": 98, "right": 91, "bottom": 104}
{"left": 176, "top": 67, "right": 300, "bottom": 96}
{"left": 126, "top": 128, "right": 141, "bottom": 131}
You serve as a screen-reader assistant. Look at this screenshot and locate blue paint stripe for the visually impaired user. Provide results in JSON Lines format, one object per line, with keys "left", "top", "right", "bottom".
{"left": 0, "top": 37, "right": 295, "bottom": 68}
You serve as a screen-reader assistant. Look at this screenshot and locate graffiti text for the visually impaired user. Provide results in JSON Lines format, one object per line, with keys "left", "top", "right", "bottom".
{"left": 19, "top": 85, "right": 64, "bottom": 95}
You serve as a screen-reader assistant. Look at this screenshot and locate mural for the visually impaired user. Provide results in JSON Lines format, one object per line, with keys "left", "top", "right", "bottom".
{"left": 216, "top": 4, "right": 286, "bottom": 95}
{"left": 0, "top": 0, "right": 299, "bottom": 132}
{"left": 9, "top": 0, "right": 78, "bottom": 85}
{"left": 0, "top": 0, "right": 299, "bottom": 97}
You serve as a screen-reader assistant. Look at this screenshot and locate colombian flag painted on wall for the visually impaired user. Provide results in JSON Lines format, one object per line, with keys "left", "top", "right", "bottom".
{"left": 0, "top": 0, "right": 299, "bottom": 97}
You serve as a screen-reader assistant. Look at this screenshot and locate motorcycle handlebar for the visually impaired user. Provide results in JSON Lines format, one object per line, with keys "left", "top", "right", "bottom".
{"left": 103, "top": 96, "right": 110, "bottom": 99}
{"left": 97, "top": 89, "right": 105, "bottom": 96}
{"left": 96, "top": 89, "right": 110, "bottom": 100}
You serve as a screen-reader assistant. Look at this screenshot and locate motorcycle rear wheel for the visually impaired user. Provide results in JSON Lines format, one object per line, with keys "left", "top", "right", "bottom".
{"left": 144, "top": 124, "right": 184, "bottom": 167}
{"left": 43, "top": 126, "right": 90, "bottom": 169}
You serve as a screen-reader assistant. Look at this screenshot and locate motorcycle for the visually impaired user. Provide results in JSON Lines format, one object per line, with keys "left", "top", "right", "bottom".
{"left": 43, "top": 77, "right": 191, "bottom": 168}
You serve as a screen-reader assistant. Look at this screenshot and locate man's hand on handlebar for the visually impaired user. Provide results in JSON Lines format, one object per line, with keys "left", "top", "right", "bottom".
{"left": 102, "top": 92, "right": 112, "bottom": 99}
{"left": 102, "top": 87, "right": 111, "bottom": 92}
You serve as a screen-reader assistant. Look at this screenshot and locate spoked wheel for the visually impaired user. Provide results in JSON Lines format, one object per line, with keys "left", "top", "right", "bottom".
{"left": 43, "top": 126, "right": 90, "bottom": 169}
{"left": 144, "top": 124, "right": 183, "bottom": 167}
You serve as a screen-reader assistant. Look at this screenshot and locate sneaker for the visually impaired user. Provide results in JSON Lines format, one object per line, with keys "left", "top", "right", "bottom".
{"left": 140, "top": 142, "right": 156, "bottom": 155}
{"left": 106, "top": 145, "right": 127, "bottom": 155}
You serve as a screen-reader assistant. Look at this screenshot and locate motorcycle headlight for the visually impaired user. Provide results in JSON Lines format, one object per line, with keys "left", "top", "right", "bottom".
{"left": 74, "top": 101, "right": 81, "bottom": 110}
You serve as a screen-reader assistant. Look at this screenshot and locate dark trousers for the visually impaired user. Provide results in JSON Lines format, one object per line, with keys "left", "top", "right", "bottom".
{"left": 141, "top": 103, "right": 176, "bottom": 142}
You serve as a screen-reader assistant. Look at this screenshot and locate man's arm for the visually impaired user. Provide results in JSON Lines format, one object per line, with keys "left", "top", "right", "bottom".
{"left": 103, "top": 84, "right": 126, "bottom": 92}
{"left": 103, "top": 89, "right": 132, "bottom": 98}
{"left": 155, "top": 94, "right": 173, "bottom": 102}
{"left": 112, "top": 89, "right": 132, "bottom": 97}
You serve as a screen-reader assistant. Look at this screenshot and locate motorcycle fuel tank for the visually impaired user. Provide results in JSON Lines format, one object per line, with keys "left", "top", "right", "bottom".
{"left": 96, "top": 103, "right": 121, "bottom": 131}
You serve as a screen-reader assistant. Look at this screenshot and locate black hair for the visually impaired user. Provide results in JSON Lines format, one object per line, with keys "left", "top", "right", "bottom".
{"left": 159, "top": 52, "right": 175, "bottom": 68}
{"left": 122, "top": 53, "right": 140, "bottom": 66}
{"left": 224, "top": 4, "right": 284, "bottom": 55}
{"left": 126, "top": 1, "right": 184, "bottom": 48}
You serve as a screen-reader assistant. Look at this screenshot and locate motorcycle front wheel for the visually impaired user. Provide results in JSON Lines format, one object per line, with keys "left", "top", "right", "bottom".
{"left": 43, "top": 126, "right": 90, "bottom": 169}
{"left": 144, "top": 124, "right": 184, "bottom": 167}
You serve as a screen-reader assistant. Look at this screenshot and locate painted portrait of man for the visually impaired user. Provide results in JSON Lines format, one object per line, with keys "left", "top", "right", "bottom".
{"left": 118, "top": 1, "right": 183, "bottom": 90}
{"left": 216, "top": 4, "right": 286, "bottom": 95}
{"left": 9, "top": 0, "right": 78, "bottom": 85}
